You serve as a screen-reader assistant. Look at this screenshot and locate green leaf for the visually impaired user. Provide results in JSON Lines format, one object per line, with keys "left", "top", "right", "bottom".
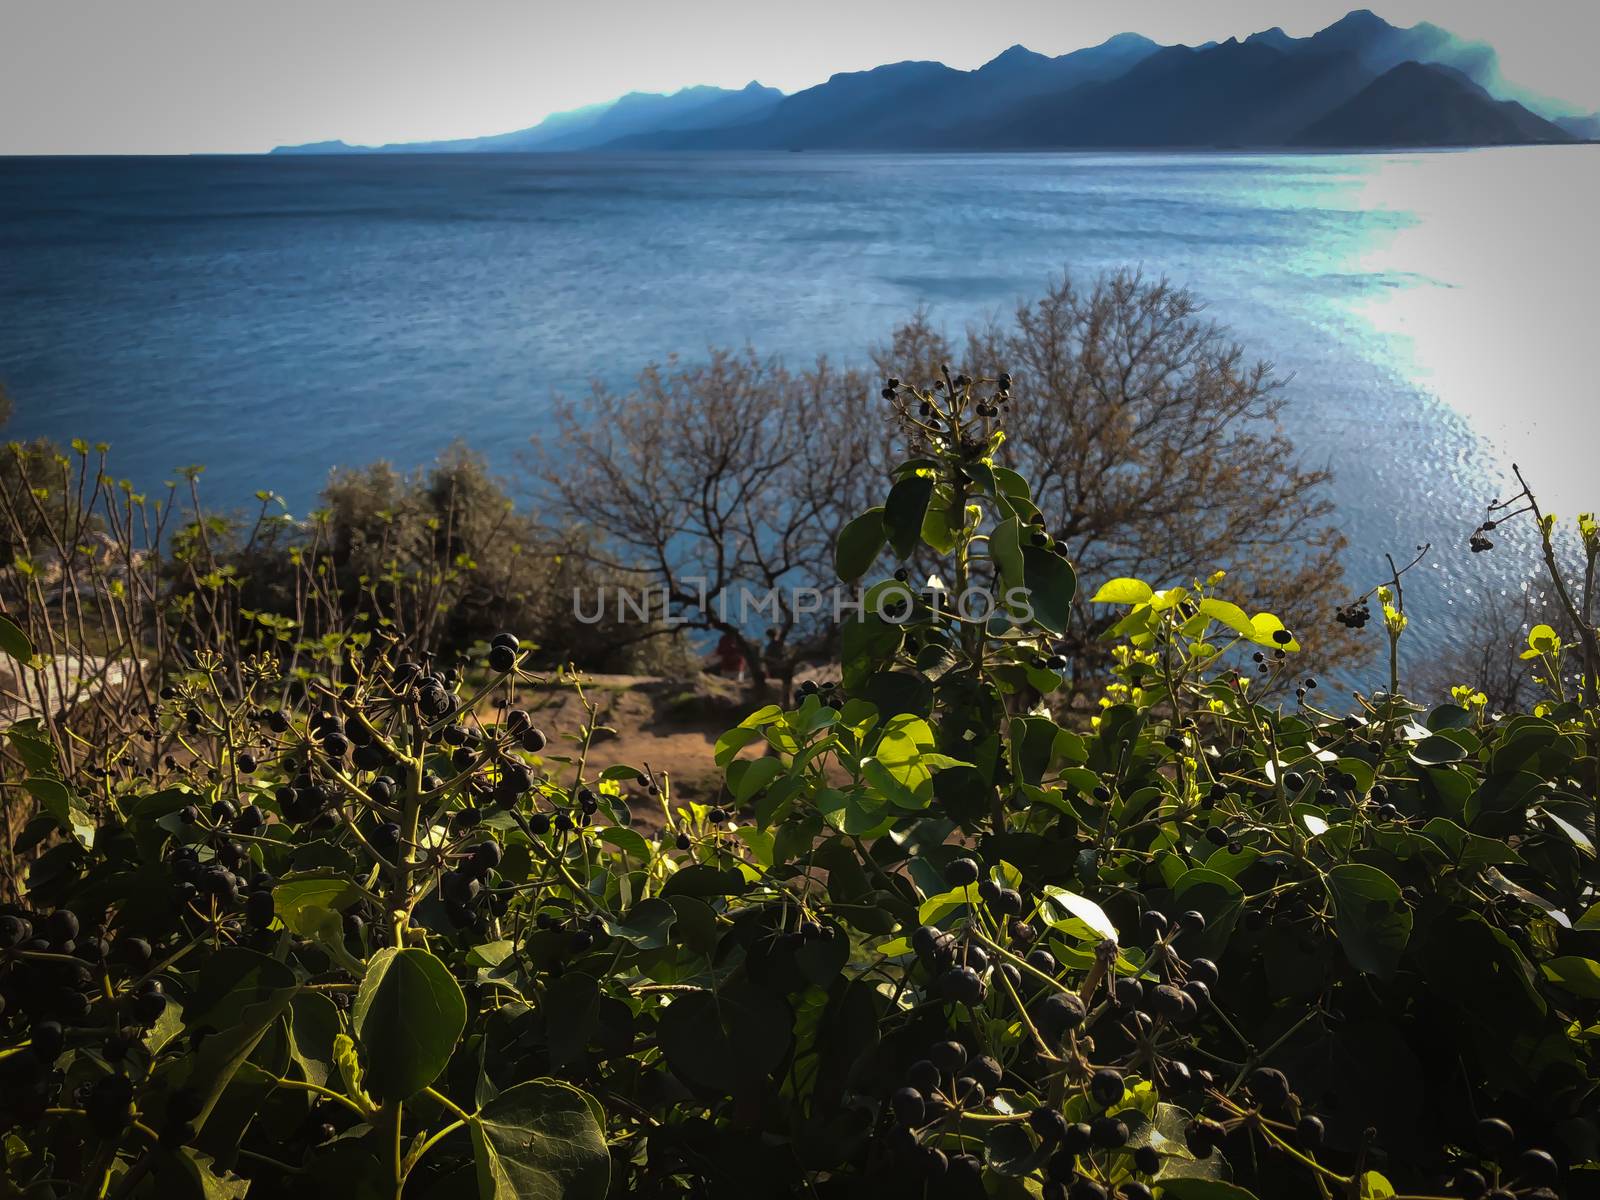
{"left": 597, "top": 825, "right": 651, "bottom": 860}
{"left": 726, "top": 756, "right": 782, "bottom": 803}
{"left": 1483, "top": 866, "right": 1571, "bottom": 927}
{"left": 1541, "top": 956, "right": 1600, "bottom": 998}
{"left": 605, "top": 898, "right": 678, "bottom": 948}
{"left": 1040, "top": 886, "right": 1118, "bottom": 943}
{"left": 864, "top": 713, "right": 948, "bottom": 809}
{"left": 1522, "top": 623, "right": 1560, "bottom": 658}
{"left": 1576, "top": 902, "right": 1600, "bottom": 932}
{"left": 1158, "top": 1180, "right": 1261, "bottom": 1199}
{"left": 157, "top": 1147, "right": 251, "bottom": 1199}
{"left": 352, "top": 946, "right": 467, "bottom": 1101}
{"left": 657, "top": 982, "right": 792, "bottom": 1092}
{"left": 1090, "top": 578, "right": 1152, "bottom": 605}
{"left": 883, "top": 474, "right": 934, "bottom": 561}
{"left": 178, "top": 949, "right": 299, "bottom": 1130}
{"left": 1410, "top": 735, "right": 1467, "bottom": 767}
{"left": 857, "top": 759, "right": 916, "bottom": 815}
{"left": 470, "top": 1080, "right": 609, "bottom": 1200}
{"left": 6, "top": 721, "right": 57, "bottom": 773}
{"left": 840, "top": 614, "right": 904, "bottom": 692}
{"left": 961, "top": 460, "right": 997, "bottom": 494}
{"left": 332, "top": 1033, "right": 368, "bottom": 1108}
{"left": 24, "top": 776, "right": 94, "bottom": 847}
{"left": 983, "top": 1122, "right": 1049, "bottom": 1177}
{"left": 1419, "top": 817, "right": 1522, "bottom": 868}
{"left": 711, "top": 726, "right": 764, "bottom": 769}
{"left": 1010, "top": 716, "right": 1065, "bottom": 785}
{"left": 1196, "top": 597, "right": 1253, "bottom": 636}
{"left": 287, "top": 991, "right": 341, "bottom": 1088}
{"left": 273, "top": 877, "right": 359, "bottom": 939}
{"left": 713, "top": 704, "right": 785, "bottom": 766}
{"left": 1171, "top": 868, "right": 1244, "bottom": 961}
{"left": 836, "top": 507, "right": 886, "bottom": 581}
{"left": 1327, "top": 864, "right": 1411, "bottom": 979}
{"left": 920, "top": 499, "right": 959, "bottom": 554}
{"left": 1020, "top": 545, "right": 1076, "bottom": 634}
{"left": 993, "top": 466, "right": 1030, "bottom": 499}
{"left": 1247, "top": 612, "right": 1299, "bottom": 651}
{"left": 1426, "top": 704, "right": 1474, "bottom": 731}
{"left": 543, "top": 973, "right": 602, "bottom": 1068}
{"left": 658, "top": 865, "right": 745, "bottom": 900}
{"left": 991, "top": 517, "right": 1025, "bottom": 597}
{"left": 0, "top": 614, "right": 32, "bottom": 663}
{"left": 465, "top": 941, "right": 515, "bottom": 968}
{"left": 1544, "top": 807, "right": 1594, "bottom": 856}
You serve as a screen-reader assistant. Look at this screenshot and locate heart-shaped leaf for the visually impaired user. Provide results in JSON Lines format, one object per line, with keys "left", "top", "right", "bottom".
{"left": 883, "top": 474, "right": 934, "bottom": 561}
{"left": 836, "top": 507, "right": 886, "bottom": 581}
{"left": 1327, "top": 864, "right": 1411, "bottom": 979}
{"left": 353, "top": 946, "right": 466, "bottom": 1100}
{"left": 1091, "top": 578, "right": 1153, "bottom": 605}
{"left": 470, "top": 1080, "right": 609, "bottom": 1200}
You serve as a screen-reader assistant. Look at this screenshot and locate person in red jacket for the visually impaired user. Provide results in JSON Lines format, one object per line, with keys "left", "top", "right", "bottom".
{"left": 709, "top": 631, "right": 746, "bottom": 682}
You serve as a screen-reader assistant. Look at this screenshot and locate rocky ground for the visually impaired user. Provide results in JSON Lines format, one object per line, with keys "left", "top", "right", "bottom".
{"left": 0, "top": 655, "right": 139, "bottom": 726}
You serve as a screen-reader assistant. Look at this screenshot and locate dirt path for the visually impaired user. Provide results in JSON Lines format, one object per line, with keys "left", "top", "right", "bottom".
{"left": 491, "top": 671, "right": 767, "bottom": 828}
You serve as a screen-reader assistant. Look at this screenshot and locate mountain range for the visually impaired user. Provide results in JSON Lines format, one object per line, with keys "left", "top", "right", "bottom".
{"left": 275, "top": 10, "right": 1593, "bottom": 155}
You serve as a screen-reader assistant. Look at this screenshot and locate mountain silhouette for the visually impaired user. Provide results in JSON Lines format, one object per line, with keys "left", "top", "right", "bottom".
{"left": 1295, "top": 61, "right": 1575, "bottom": 146}
{"left": 949, "top": 40, "right": 1374, "bottom": 148}
{"left": 1555, "top": 111, "right": 1600, "bottom": 140}
{"left": 272, "top": 11, "right": 1592, "bottom": 155}
{"left": 273, "top": 83, "right": 782, "bottom": 155}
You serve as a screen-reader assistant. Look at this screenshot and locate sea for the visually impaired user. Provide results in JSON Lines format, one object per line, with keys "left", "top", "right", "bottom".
{"left": 2, "top": 147, "right": 1597, "bottom": 681}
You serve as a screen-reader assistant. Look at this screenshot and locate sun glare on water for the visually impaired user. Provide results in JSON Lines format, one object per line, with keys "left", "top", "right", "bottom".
{"left": 1348, "top": 146, "right": 1600, "bottom": 519}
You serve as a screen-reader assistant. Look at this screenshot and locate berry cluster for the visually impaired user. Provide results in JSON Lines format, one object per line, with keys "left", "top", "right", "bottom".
{"left": 1334, "top": 598, "right": 1372, "bottom": 629}
{"left": 0, "top": 904, "right": 180, "bottom": 1137}
{"left": 1248, "top": 629, "right": 1295, "bottom": 673}
{"left": 882, "top": 370, "right": 1015, "bottom": 466}
{"left": 875, "top": 859, "right": 1269, "bottom": 1199}
{"left": 1452, "top": 1118, "right": 1560, "bottom": 1199}
{"left": 795, "top": 677, "right": 846, "bottom": 709}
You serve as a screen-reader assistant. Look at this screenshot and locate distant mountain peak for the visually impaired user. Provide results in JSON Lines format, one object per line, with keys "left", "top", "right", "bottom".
{"left": 1245, "top": 26, "right": 1294, "bottom": 51}
{"left": 979, "top": 43, "right": 1050, "bottom": 72}
{"left": 1331, "top": 9, "right": 1393, "bottom": 32}
{"left": 1296, "top": 59, "right": 1576, "bottom": 147}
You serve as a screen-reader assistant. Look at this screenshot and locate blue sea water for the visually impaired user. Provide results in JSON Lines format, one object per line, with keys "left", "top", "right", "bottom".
{"left": 2, "top": 148, "right": 1597, "bottom": 680}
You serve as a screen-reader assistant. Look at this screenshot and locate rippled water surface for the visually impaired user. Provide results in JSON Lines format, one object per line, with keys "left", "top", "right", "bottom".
{"left": 2, "top": 148, "right": 1596, "bottom": 678}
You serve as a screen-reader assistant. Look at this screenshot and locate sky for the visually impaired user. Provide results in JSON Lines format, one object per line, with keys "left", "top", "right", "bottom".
{"left": 1, "top": 0, "right": 1596, "bottom": 154}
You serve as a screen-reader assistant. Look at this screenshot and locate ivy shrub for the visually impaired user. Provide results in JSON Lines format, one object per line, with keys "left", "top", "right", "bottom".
{"left": 0, "top": 371, "right": 1597, "bottom": 1200}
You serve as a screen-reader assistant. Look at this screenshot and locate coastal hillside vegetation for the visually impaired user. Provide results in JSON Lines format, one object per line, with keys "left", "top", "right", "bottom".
{"left": 0, "top": 295, "right": 1597, "bottom": 1199}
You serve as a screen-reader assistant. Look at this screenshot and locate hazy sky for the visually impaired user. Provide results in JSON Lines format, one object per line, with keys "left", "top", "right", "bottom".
{"left": 2, "top": 0, "right": 1596, "bottom": 154}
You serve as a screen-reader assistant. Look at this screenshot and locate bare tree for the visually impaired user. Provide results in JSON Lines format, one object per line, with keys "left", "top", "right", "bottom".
{"left": 529, "top": 351, "right": 884, "bottom": 696}
{"left": 876, "top": 270, "right": 1357, "bottom": 675}
{"left": 531, "top": 270, "right": 1358, "bottom": 697}
{"left": 1412, "top": 584, "right": 1566, "bottom": 713}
